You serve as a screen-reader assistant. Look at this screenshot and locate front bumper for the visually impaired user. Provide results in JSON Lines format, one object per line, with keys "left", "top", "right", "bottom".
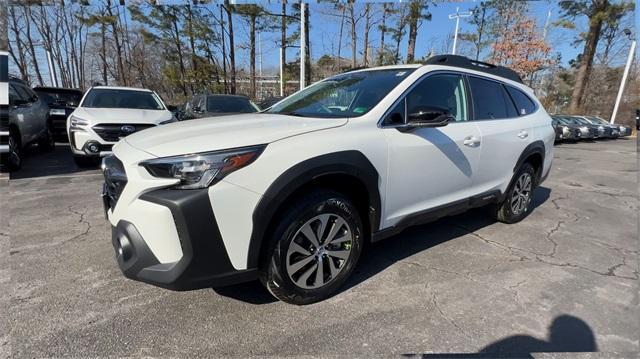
{"left": 106, "top": 187, "right": 258, "bottom": 290}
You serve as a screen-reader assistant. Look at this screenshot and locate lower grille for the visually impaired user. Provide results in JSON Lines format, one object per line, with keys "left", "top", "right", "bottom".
{"left": 103, "top": 155, "right": 127, "bottom": 210}
{"left": 93, "top": 123, "right": 155, "bottom": 142}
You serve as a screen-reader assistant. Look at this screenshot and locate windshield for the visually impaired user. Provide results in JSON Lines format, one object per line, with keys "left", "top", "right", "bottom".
{"left": 267, "top": 68, "right": 415, "bottom": 118}
{"left": 82, "top": 89, "right": 165, "bottom": 110}
{"left": 207, "top": 96, "right": 259, "bottom": 113}
{"left": 35, "top": 89, "right": 83, "bottom": 106}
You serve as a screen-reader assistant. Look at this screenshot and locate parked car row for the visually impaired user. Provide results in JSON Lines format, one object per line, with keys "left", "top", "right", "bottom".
{"left": 551, "top": 114, "right": 632, "bottom": 142}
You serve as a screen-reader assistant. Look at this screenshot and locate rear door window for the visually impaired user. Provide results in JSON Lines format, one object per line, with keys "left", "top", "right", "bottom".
{"left": 468, "top": 76, "right": 517, "bottom": 120}
{"left": 506, "top": 86, "right": 536, "bottom": 116}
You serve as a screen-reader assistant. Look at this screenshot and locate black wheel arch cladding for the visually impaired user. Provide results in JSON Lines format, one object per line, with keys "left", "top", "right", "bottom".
{"left": 246, "top": 150, "right": 381, "bottom": 269}
{"left": 514, "top": 140, "right": 545, "bottom": 182}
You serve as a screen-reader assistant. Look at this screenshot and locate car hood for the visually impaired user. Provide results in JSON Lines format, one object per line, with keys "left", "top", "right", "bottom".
{"left": 72, "top": 107, "right": 173, "bottom": 124}
{"left": 124, "top": 113, "right": 348, "bottom": 158}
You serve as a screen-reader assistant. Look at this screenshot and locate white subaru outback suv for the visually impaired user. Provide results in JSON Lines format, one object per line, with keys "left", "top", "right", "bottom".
{"left": 68, "top": 86, "right": 175, "bottom": 167}
{"left": 102, "top": 55, "right": 554, "bottom": 304}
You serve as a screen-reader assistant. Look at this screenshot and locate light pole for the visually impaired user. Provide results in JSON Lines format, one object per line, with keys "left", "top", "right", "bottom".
{"left": 610, "top": 28, "right": 636, "bottom": 124}
{"left": 448, "top": 7, "right": 472, "bottom": 55}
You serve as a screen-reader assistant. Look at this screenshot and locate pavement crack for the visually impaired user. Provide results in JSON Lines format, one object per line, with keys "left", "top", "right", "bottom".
{"left": 430, "top": 292, "right": 471, "bottom": 339}
{"left": 67, "top": 205, "right": 92, "bottom": 241}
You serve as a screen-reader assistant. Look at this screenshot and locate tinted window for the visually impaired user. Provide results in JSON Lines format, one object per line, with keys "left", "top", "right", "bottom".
{"left": 406, "top": 74, "right": 468, "bottom": 122}
{"left": 506, "top": 86, "right": 536, "bottom": 115}
{"left": 34, "top": 89, "right": 83, "bottom": 106}
{"left": 11, "top": 83, "right": 34, "bottom": 102}
{"left": 0, "top": 55, "right": 7, "bottom": 82}
{"left": 207, "top": 96, "right": 258, "bottom": 113}
{"left": 468, "top": 77, "right": 517, "bottom": 120}
{"left": 268, "top": 69, "right": 415, "bottom": 118}
{"left": 82, "top": 89, "right": 164, "bottom": 110}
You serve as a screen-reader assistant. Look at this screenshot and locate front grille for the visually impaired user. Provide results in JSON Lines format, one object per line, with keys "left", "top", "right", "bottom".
{"left": 92, "top": 123, "right": 155, "bottom": 142}
{"left": 103, "top": 155, "right": 127, "bottom": 210}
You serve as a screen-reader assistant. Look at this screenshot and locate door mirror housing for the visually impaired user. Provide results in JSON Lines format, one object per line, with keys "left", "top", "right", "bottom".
{"left": 398, "top": 106, "right": 454, "bottom": 132}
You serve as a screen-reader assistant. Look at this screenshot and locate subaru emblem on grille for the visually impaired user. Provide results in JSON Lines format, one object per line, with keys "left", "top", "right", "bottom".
{"left": 121, "top": 125, "right": 136, "bottom": 133}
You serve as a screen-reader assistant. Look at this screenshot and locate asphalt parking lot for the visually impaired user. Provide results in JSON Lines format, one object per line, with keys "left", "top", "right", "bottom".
{"left": 1, "top": 139, "right": 638, "bottom": 357}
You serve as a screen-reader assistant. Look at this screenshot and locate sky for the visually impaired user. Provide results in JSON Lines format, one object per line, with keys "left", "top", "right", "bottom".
{"left": 11, "top": 0, "right": 637, "bottom": 85}
{"left": 228, "top": 0, "right": 592, "bottom": 73}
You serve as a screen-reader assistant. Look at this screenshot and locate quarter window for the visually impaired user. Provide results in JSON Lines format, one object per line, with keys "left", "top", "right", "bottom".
{"left": 506, "top": 86, "right": 536, "bottom": 116}
{"left": 468, "top": 77, "right": 517, "bottom": 120}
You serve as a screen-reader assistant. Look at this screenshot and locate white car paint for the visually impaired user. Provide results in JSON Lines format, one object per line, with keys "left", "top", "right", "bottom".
{"left": 67, "top": 86, "right": 174, "bottom": 157}
{"left": 108, "top": 63, "right": 555, "bottom": 271}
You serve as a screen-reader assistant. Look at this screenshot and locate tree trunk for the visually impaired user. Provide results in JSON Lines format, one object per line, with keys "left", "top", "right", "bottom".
{"left": 250, "top": 16, "right": 256, "bottom": 99}
{"left": 378, "top": 4, "right": 386, "bottom": 65}
{"left": 336, "top": 6, "right": 345, "bottom": 71}
{"left": 24, "top": 7, "right": 43, "bottom": 85}
{"left": 101, "top": 22, "right": 108, "bottom": 85}
{"left": 304, "top": 3, "right": 311, "bottom": 83}
{"left": 568, "top": 14, "right": 604, "bottom": 113}
{"left": 186, "top": 5, "right": 198, "bottom": 92}
{"left": 220, "top": 5, "right": 228, "bottom": 93}
{"left": 349, "top": 4, "right": 356, "bottom": 68}
{"left": 225, "top": 2, "right": 236, "bottom": 94}
{"left": 475, "top": 5, "right": 486, "bottom": 61}
{"left": 406, "top": 4, "right": 419, "bottom": 63}
{"left": 363, "top": 4, "right": 370, "bottom": 67}
{"left": 106, "top": 0, "right": 126, "bottom": 86}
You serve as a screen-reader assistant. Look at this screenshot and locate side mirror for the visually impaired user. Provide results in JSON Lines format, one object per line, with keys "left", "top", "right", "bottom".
{"left": 399, "top": 106, "right": 454, "bottom": 132}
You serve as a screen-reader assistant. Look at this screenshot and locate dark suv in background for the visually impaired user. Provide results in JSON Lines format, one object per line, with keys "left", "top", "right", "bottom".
{"left": 4, "top": 76, "right": 54, "bottom": 171}
{"left": 33, "top": 86, "right": 83, "bottom": 142}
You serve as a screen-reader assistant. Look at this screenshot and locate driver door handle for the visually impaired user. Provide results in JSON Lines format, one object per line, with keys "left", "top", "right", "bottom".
{"left": 463, "top": 136, "right": 481, "bottom": 147}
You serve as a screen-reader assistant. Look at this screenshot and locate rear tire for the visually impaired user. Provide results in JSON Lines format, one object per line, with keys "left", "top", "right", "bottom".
{"left": 491, "top": 163, "right": 536, "bottom": 224}
{"left": 259, "top": 190, "right": 364, "bottom": 305}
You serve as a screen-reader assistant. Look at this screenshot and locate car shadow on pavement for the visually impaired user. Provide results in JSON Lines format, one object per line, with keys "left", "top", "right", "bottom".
{"left": 9, "top": 144, "right": 100, "bottom": 180}
{"left": 213, "top": 186, "right": 551, "bottom": 305}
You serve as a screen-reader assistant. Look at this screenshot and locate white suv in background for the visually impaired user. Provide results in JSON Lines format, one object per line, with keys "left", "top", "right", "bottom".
{"left": 67, "top": 86, "right": 175, "bottom": 167}
{"left": 102, "top": 55, "right": 555, "bottom": 304}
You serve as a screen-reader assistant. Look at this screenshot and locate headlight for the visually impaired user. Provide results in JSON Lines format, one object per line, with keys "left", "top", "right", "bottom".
{"left": 140, "top": 145, "right": 266, "bottom": 189}
{"left": 69, "top": 115, "right": 88, "bottom": 129}
{"left": 160, "top": 116, "right": 178, "bottom": 125}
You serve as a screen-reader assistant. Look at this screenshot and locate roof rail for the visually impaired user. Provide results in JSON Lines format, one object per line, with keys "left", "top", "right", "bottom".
{"left": 423, "top": 55, "right": 523, "bottom": 84}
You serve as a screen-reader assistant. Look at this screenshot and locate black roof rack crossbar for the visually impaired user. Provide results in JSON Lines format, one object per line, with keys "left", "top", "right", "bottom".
{"left": 423, "top": 55, "right": 523, "bottom": 84}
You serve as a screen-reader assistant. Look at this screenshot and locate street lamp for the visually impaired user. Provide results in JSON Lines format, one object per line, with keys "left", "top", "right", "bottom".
{"left": 610, "top": 28, "right": 636, "bottom": 124}
{"left": 448, "top": 7, "right": 472, "bottom": 55}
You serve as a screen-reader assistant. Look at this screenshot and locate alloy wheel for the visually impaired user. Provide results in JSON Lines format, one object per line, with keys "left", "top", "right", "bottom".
{"left": 285, "top": 213, "right": 353, "bottom": 289}
{"left": 510, "top": 172, "right": 532, "bottom": 215}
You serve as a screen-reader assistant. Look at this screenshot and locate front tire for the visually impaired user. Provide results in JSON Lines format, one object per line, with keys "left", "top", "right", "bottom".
{"left": 38, "top": 123, "right": 55, "bottom": 153}
{"left": 259, "top": 190, "right": 364, "bottom": 305}
{"left": 1, "top": 130, "right": 22, "bottom": 172}
{"left": 492, "top": 163, "right": 536, "bottom": 224}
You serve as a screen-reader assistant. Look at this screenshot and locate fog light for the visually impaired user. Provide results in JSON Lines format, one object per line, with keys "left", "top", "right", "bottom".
{"left": 118, "top": 235, "right": 133, "bottom": 261}
{"left": 85, "top": 142, "right": 100, "bottom": 154}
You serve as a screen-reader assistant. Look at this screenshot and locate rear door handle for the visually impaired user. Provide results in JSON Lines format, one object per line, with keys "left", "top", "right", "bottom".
{"left": 517, "top": 130, "right": 529, "bottom": 139}
{"left": 463, "top": 136, "right": 481, "bottom": 147}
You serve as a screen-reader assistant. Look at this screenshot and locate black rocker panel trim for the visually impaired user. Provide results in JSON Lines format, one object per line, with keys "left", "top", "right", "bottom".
{"left": 138, "top": 188, "right": 257, "bottom": 290}
{"left": 372, "top": 189, "right": 502, "bottom": 242}
{"left": 246, "top": 150, "right": 381, "bottom": 269}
